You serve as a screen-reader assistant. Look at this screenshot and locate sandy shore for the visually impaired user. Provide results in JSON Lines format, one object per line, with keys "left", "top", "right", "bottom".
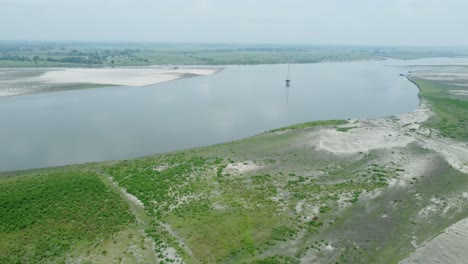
{"left": 413, "top": 72, "right": 468, "bottom": 87}
{"left": 36, "top": 67, "right": 222, "bottom": 87}
{"left": 400, "top": 218, "right": 468, "bottom": 264}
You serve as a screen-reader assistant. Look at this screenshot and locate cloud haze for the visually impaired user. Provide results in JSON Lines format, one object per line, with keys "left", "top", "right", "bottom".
{"left": 1, "top": 0, "right": 467, "bottom": 46}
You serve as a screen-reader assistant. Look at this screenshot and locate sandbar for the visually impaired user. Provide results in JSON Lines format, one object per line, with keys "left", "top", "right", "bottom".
{"left": 36, "top": 67, "right": 222, "bottom": 87}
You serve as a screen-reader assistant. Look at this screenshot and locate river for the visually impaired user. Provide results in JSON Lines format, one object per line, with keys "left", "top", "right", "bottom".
{"left": 1, "top": 58, "right": 466, "bottom": 171}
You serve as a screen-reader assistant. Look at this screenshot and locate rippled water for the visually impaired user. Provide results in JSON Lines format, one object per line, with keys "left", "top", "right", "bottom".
{"left": 0, "top": 58, "right": 453, "bottom": 171}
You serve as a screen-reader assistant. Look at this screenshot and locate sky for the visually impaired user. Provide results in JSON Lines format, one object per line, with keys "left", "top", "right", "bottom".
{"left": 1, "top": 0, "right": 468, "bottom": 46}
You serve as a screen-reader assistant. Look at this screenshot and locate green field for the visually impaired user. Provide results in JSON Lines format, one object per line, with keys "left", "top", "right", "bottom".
{"left": 409, "top": 77, "right": 468, "bottom": 140}
{"left": 0, "top": 168, "right": 135, "bottom": 263}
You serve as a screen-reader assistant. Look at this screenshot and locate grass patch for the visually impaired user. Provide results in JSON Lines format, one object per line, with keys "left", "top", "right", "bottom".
{"left": 106, "top": 153, "right": 295, "bottom": 263}
{"left": 164, "top": 174, "right": 290, "bottom": 263}
{"left": 269, "top": 120, "right": 348, "bottom": 133}
{"left": 0, "top": 170, "right": 134, "bottom": 263}
{"left": 410, "top": 77, "right": 468, "bottom": 140}
{"left": 336, "top": 126, "right": 357, "bottom": 132}
{"left": 251, "top": 255, "right": 299, "bottom": 264}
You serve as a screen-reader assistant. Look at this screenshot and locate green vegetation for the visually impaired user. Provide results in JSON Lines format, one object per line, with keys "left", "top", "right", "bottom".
{"left": 371, "top": 47, "right": 468, "bottom": 60}
{"left": 336, "top": 126, "right": 357, "bottom": 132}
{"left": 1, "top": 42, "right": 467, "bottom": 68}
{"left": 0, "top": 169, "right": 134, "bottom": 263}
{"left": 104, "top": 155, "right": 294, "bottom": 263}
{"left": 0, "top": 42, "right": 149, "bottom": 67}
{"left": 94, "top": 126, "right": 408, "bottom": 263}
{"left": 410, "top": 77, "right": 468, "bottom": 139}
{"left": 0, "top": 42, "right": 375, "bottom": 67}
{"left": 251, "top": 255, "right": 299, "bottom": 264}
{"left": 269, "top": 120, "right": 348, "bottom": 132}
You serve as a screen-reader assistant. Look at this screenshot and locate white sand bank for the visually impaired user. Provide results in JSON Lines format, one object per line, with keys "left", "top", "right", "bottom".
{"left": 224, "top": 161, "right": 263, "bottom": 175}
{"left": 307, "top": 102, "right": 432, "bottom": 154}
{"left": 400, "top": 218, "right": 468, "bottom": 264}
{"left": 300, "top": 98, "right": 468, "bottom": 175}
{"left": 413, "top": 72, "right": 468, "bottom": 87}
{"left": 413, "top": 72, "right": 468, "bottom": 81}
{"left": 450, "top": 89, "right": 468, "bottom": 96}
{"left": 36, "top": 67, "right": 221, "bottom": 86}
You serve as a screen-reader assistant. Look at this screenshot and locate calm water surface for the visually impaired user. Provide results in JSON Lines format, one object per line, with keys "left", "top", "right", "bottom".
{"left": 0, "top": 58, "right": 455, "bottom": 171}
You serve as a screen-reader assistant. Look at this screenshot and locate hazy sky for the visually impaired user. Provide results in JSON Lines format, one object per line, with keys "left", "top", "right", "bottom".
{"left": 1, "top": 0, "right": 468, "bottom": 46}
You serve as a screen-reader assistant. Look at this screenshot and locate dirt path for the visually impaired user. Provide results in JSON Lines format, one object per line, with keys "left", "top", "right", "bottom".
{"left": 99, "top": 175, "right": 157, "bottom": 258}
{"left": 100, "top": 174, "right": 187, "bottom": 264}
{"left": 100, "top": 175, "right": 150, "bottom": 226}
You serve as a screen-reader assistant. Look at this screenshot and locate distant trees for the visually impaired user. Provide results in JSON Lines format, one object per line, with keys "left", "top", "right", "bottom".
{"left": 0, "top": 54, "right": 31, "bottom": 62}
{"left": 33, "top": 55, "right": 40, "bottom": 64}
{"left": 42, "top": 56, "right": 102, "bottom": 64}
{"left": 0, "top": 45, "right": 150, "bottom": 65}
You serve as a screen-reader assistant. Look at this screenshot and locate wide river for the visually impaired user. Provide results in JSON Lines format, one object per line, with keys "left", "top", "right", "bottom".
{"left": 1, "top": 58, "right": 467, "bottom": 171}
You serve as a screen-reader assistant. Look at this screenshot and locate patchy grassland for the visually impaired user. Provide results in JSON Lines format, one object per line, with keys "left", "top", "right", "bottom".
{"left": 410, "top": 77, "right": 468, "bottom": 140}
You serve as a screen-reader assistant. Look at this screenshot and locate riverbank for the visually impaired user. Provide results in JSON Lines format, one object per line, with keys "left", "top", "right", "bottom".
{"left": 1, "top": 68, "right": 467, "bottom": 263}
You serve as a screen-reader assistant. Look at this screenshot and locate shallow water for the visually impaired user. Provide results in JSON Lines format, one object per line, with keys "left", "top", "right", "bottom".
{"left": 0, "top": 58, "right": 456, "bottom": 171}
